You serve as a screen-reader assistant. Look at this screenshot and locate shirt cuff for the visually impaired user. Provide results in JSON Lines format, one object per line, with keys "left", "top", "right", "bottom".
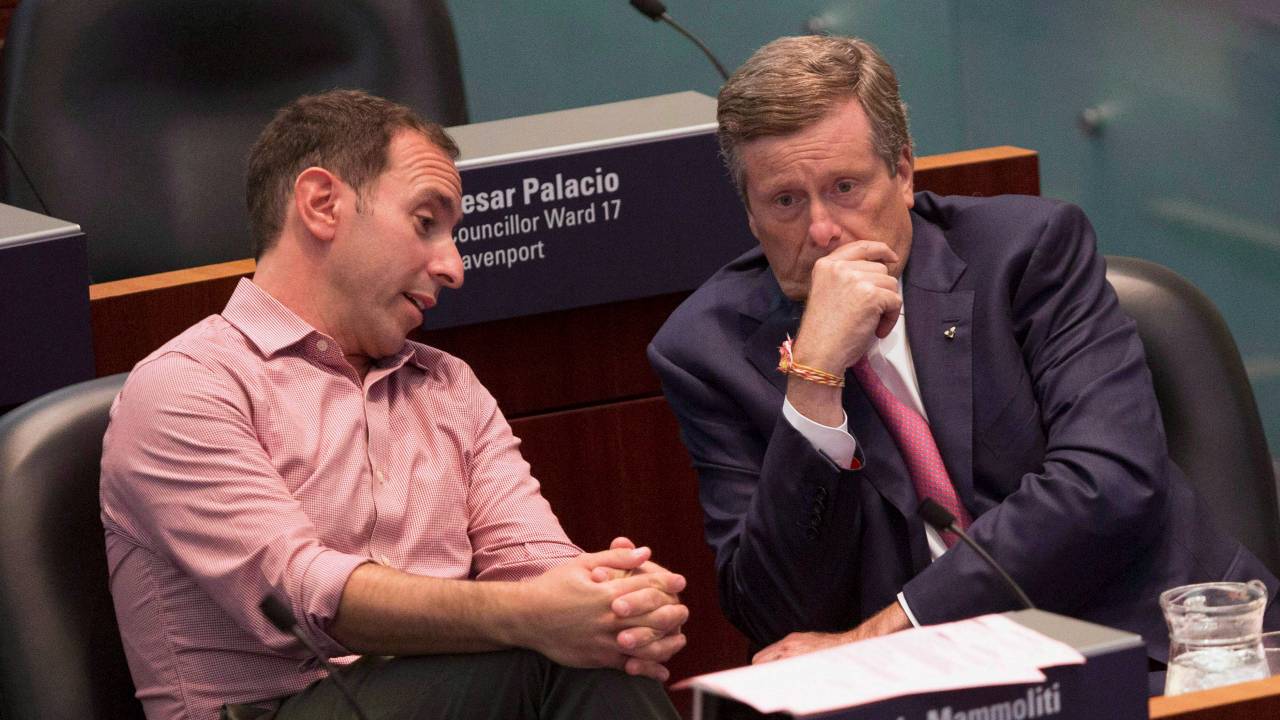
{"left": 298, "top": 550, "right": 373, "bottom": 657}
{"left": 782, "top": 397, "right": 857, "bottom": 468}
{"left": 897, "top": 591, "right": 922, "bottom": 628}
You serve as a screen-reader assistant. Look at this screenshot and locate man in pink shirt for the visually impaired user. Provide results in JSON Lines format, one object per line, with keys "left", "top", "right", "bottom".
{"left": 100, "top": 90, "right": 686, "bottom": 720}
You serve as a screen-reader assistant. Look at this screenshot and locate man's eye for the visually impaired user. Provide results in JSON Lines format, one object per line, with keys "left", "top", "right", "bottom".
{"left": 835, "top": 180, "right": 854, "bottom": 193}
{"left": 773, "top": 194, "right": 795, "bottom": 208}
{"left": 417, "top": 215, "right": 435, "bottom": 231}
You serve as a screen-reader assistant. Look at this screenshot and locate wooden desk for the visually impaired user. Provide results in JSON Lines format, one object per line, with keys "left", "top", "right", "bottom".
{"left": 1150, "top": 674, "right": 1280, "bottom": 719}
{"left": 86, "top": 145, "right": 1040, "bottom": 713}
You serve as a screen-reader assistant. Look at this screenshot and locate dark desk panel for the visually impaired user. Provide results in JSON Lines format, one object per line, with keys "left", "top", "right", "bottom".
{"left": 0, "top": 204, "right": 92, "bottom": 408}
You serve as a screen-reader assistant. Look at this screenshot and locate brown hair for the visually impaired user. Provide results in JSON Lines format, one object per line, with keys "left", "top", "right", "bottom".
{"left": 717, "top": 35, "right": 912, "bottom": 200}
{"left": 246, "top": 89, "right": 459, "bottom": 257}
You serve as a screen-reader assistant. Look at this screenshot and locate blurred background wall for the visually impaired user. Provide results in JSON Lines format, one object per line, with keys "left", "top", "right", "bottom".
{"left": 4, "top": 0, "right": 1278, "bottom": 455}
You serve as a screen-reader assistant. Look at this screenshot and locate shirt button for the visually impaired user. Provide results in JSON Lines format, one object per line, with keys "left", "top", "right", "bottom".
{"left": 316, "top": 339, "right": 329, "bottom": 352}
{"left": 376, "top": 469, "right": 386, "bottom": 485}
{"left": 377, "top": 553, "right": 391, "bottom": 565}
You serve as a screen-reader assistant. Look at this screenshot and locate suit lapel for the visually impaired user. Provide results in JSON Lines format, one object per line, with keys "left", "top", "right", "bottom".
{"left": 744, "top": 281, "right": 802, "bottom": 396}
{"left": 903, "top": 213, "right": 977, "bottom": 517}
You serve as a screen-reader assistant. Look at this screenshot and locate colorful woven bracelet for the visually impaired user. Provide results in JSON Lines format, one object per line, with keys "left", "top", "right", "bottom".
{"left": 777, "top": 335, "right": 845, "bottom": 388}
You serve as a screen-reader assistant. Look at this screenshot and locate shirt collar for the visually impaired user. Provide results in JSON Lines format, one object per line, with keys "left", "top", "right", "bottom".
{"left": 221, "top": 278, "right": 317, "bottom": 358}
{"left": 402, "top": 343, "right": 433, "bottom": 372}
{"left": 374, "top": 342, "right": 432, "bottom": 374}
{"left": 221, "top": 278, "right": 430, "bottom": 373}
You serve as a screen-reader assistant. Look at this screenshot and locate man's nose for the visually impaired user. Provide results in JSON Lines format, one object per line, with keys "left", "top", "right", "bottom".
{"left": 807, "top": 201, "right": 842, "bottom": 249}
{"left": 430, "top": 242, "right": 465, "bottom": 289}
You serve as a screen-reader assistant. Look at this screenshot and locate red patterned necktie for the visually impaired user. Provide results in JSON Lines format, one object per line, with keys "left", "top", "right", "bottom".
{"left": 851, "top": 357, "right": 972, "bottom": 546}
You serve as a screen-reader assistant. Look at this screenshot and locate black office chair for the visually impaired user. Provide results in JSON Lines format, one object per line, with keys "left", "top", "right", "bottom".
{"left": 0, "top": 0, "right": 468, "bottom": 283}
{"left": 0, "top": 373, "right": 139, "bottom": 720}
{"left": 1107, "top": 256, "right": 1280, "bottom": 575}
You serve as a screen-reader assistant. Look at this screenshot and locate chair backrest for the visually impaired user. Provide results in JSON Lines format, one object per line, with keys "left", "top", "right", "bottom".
{"left": 0, "top": 373, "right": 138, "bottom": 720}
{"left": 1107, "top": 256, "right": 1280, "bottom": 575}
{"left": 0, "top": 0, "right": 467, "bottom": 282}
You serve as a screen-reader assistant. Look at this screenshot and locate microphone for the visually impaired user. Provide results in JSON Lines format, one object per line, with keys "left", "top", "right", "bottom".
{"left": 628, "top": 0, "right": 730, "bottom": 81}
{"left": 259, "top": 595, "right": 372, "bottom": 720}
{"left": 917, "top": 499, "right": 1036, "bottom": 610}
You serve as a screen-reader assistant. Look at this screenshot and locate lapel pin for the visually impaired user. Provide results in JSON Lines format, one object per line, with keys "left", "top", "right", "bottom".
{"left": 944, "top": 325, "right": 957, "bottom": 339}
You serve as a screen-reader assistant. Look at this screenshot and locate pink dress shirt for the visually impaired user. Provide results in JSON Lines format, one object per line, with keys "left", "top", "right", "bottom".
{"left": 100, "top": 279, "right": 581, "bottom": 720}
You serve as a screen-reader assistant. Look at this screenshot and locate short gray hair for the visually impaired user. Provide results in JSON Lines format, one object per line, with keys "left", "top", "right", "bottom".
{"left": 717, "top": 35, "right": 913, "bottom": 200}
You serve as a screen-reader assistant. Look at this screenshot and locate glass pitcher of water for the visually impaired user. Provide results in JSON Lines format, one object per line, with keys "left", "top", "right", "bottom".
{"left": 1161, "top": 580, "right": 1269, "bottom": 695}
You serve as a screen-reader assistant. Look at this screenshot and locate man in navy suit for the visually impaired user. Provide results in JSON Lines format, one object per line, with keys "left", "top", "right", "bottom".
{"left": 648, "top": 35, "right": 1278, "bottom": 665}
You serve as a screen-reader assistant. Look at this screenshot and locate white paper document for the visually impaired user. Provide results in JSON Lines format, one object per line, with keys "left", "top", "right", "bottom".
{"left": 676, "top": 614, "right": 1085, "bottom": 717}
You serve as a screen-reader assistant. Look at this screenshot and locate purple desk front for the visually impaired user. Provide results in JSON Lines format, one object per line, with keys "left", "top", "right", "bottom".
{"left": 0, "top": 204, "right": 94, "bottom": 409}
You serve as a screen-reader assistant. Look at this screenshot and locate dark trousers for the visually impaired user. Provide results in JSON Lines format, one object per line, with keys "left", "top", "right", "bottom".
{"left": 224, "top": 649, "right": 679, "bottom": 720}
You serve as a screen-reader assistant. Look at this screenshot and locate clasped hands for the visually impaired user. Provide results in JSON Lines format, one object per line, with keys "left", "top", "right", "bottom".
{"left": 526, "top": 536, "right": 688, "bottom": 682}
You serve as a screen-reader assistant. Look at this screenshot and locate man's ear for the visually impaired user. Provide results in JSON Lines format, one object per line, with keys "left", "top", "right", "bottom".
{"left": 293, "top": 167, "right": 342, "bottom": 242}
{"left": 896, "top": 146, "right": 915, "bottom": 208}
{"left": 742, "top": 184, "right": 761, "bottom": 240}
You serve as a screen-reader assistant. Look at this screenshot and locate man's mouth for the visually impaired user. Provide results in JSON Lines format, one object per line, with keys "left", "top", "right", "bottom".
{"left": 403, "top": 292, "right": 432, "bottom": 312}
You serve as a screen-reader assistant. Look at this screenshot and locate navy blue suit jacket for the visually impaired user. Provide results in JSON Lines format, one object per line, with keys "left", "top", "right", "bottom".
{"left": 648, "top": 192, "right": 1278, "bottom": 660}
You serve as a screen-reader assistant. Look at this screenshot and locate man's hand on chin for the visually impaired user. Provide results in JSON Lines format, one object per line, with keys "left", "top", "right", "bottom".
{"left": 751, "top": 601, "right": 910, "bottom": 664}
